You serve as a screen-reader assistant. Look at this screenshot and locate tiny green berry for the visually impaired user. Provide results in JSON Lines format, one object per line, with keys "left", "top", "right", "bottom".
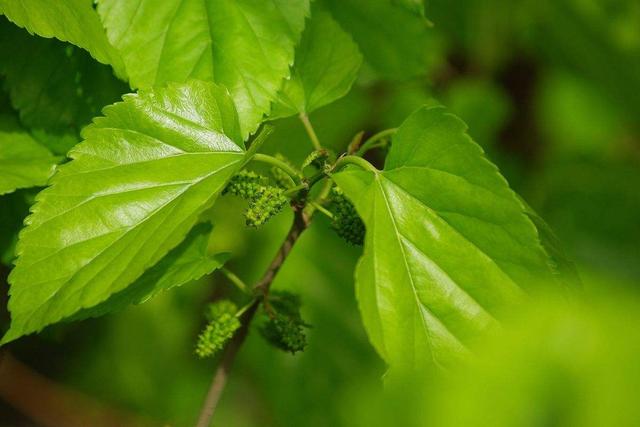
{"left": 223, "top": 170, "right": 269, "bottom": 200}
{"left": 260, "top": 312, "right": 307, "bottom": 354}
{"left": 245, "top": 186, "right": 288, "bottom": 228}
{"left": 328, "top": 187, "right": 365, "bottom": 246}
{"left": 195, "top": 313, "right": 241, "bottom": 358}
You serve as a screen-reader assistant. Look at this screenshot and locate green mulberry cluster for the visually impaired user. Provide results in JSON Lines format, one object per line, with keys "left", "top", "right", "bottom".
{"left": 205, "top": 299, "right": 238, "bottom": 321}
{"left": 223, "top": 170, "right": 289, "bottom": 227}
{"left": 245, "top": 186, "right": 288, "bottom": 228}
{"left": 329, "top": 187, "right": 365, "bottom": 246}
{"left": 223, "top": 170, "right": 268, "bottom": 200}
{"left": 195, "top": 300, "right": 241, "bottom": 358}
{"left": 260, "top": 291, "right": 308, "bottom": 354}
{"left": 261, "top": 313, "right": 307, "bottom": 354}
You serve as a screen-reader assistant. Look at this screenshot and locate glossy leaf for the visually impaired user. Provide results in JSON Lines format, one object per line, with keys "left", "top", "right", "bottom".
{"left": 0, "top": 18, "right": 129, "bottom": 135}
{"left": 98, "top": 0, "right": 310, "bottom": 138}
{"left": 69, "top": 222, "right": 229, "bottom": 321}
{"left": 324, "top": 0, "right": 431, "bottom": 79}
{"left": 271, "top": 6, "right": 362, "bottom": 119}
{"left": 332, "top": 106, "right": 558, "bottom": 371}
{"left": 0, "top": 116, "right": 58, "bottom": 196}
{"left": 2, "top": 80, "right": 246, "bottom": 343}
{"left": 0, "top": 0, "right": 125, "bottom": 77}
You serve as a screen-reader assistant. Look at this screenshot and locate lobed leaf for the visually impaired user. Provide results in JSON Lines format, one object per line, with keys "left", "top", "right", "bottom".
{"left": 271, "top": 5, "right": 363, "bottom": 119}
{"left": 2, "top": 80, "right": 247, "bottom": 343}
{"left": 333, "top": 106, "right": 561, "bottom": 372}
{"left": 0, "top": 0, "right": 125, "bottom": 77}
{"left": 97, "top": 0, "right": 310, "bottom": 138}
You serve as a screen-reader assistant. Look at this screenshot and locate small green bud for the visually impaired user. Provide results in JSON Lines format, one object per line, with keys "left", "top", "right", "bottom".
{"left": 223, "top": 170, "right": 269, "bottom": 200}
{"left": 329, "top": 187, "right": 365, "bottom": 246}
{"left": 195, "top": 313, "right": 241, "bottom": 358}
{"left": 260, "top": 313, "right": 307, "bottom": 354}
{"left": 245, "top": 186, "right": 288, "bottom": 228}
{"left": 301, "top": 149, "right": 334, "bottom": 178}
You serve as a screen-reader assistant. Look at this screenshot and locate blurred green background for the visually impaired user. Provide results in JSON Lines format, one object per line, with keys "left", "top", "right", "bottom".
{"left": 1, "top": 0, "right": 639, "bottom": 425}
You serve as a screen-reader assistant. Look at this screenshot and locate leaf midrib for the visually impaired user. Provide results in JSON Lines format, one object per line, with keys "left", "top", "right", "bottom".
{"left": 374, "top": 172, "right": 524, "bottom": 354}
{"left": 17, "top": 159, "right": 241, "bottom": 272}
{"left": 374, "top": 174, "right": 453, "bottom": 368}
{"left": 382, "top": 172, "right": 527, "bottom": 299}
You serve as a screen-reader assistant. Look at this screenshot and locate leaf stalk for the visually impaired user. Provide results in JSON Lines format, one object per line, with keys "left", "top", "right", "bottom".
{"left": 299, "top": 113, "right": 322, "bottom": 150}
{"left": 251, "top": 153, "right": 300, "bottom": 186}
{"left": 333, "top": 155, "right": 378, "bottom": 173}
{"left": 356, "top": 128, "right": 397, "bottom": 156}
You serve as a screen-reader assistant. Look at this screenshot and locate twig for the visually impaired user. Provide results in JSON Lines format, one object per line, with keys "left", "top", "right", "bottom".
{"left": 194, "top": 302, "right": 258, "bottom": 427}
{"left": 195, "top": 207, "right": 311, "bottom": 427}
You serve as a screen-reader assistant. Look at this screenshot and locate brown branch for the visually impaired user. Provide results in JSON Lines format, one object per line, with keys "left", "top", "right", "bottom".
{"left": 195, "top": 207, "right": 311, "bottom": 427}
{"left": 193, "top": 302, "right": 258, "bottom": 427}
{"left": 0, "top": 350, "right": 153, "bottom": 427}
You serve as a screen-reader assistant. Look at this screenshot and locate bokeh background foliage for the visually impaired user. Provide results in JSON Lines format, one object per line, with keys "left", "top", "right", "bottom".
{"left": 0, "top": 0, "right": 639, "bottom": 425}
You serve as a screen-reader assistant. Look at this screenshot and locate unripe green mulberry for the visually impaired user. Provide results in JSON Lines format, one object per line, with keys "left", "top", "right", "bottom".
{"left": 329, "top": 187, "right": 365, "bottom": 246}
{"left": 224, "top": 170, "right": 290, "bottom": 228}
{"left": 205, "top": 300, "right": 238, "bottom": 322}
{"left": 195, "top": 313, "right": 241, "bottom": 358}
{"left": 245, "top": 186, "right": 288, "bottom": 227}
{"left": 260, "top": 312, "right": 307, "bottom": 354}
{"left": 223, "top": 170, "right": 268, "bottom": 200}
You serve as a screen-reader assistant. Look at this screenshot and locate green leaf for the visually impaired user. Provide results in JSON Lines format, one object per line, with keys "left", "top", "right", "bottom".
{"left": 0, "top": 0, "right": 125, "bottom": 77}
{"left": 520, "top": 199, "right": 581, "bottom": 290}
{"left": 0, "top": 190, "right": 34, "bottom": 265}
{"left": 324, "top": 0, "right": 431, "bottom": 79}
{"left": 30, "top": 131, "right": 79, "bottom": 157}
{"left": 69, "top": 222, "right": 229, "bottom": 321}
{"left": 2, "top": 80, "right": 247, "bottom": 344}
{"left": 271, "top": 6, "right": 362, "bottom": 119}
{"left": 0, "top": 18, "right": 129, "bottom": 135}
{"left": 332, "top": 106, "right": 559, "bottom": 372}
{"left": 393, "top": 0, "right": 425, "bottom": 17}
{"left": 0, "top": 115, "right": 59, "bottom": 196}
{"left": 97, "top": 0, "right": 310, "bottom": 138}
